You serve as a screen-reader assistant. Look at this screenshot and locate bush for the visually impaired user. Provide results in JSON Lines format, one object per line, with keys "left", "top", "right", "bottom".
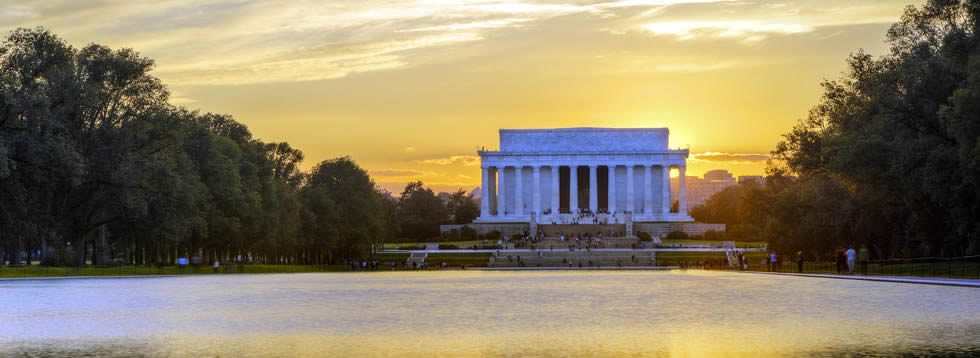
{"left": 666, "top": 231, "right": 689, "bottom": 240}
{"left": 438, "top": 244, "right": 459, "bottom": 250}
{"left": 483, "top": 230, "right": 501, "bottom": 242}
{"left": 701, "top": 230, "right": 726, "bottom": 241}
{"left": 459, "top": 225, "right": 477, "bottom": 241}
{"left": 397, "top": 245, "right": 424, "bottom": 250}
{"left": 441, "top": 228, "right": 460, "bottom": 242}
{"left": 637, "top": 232, "right": 652, "bottom": 242}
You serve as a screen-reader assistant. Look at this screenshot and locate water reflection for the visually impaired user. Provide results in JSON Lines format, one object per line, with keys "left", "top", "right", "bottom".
{"left": 1, "top": 271, "right": 978, "bottom": 357}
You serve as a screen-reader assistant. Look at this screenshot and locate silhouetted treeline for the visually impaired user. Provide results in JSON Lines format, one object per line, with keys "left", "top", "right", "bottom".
{"left": 692, "top": 0, "right": 980, "bottom": 260}
{"left": 0, "top": 28, "right": 476, "bottom": 266}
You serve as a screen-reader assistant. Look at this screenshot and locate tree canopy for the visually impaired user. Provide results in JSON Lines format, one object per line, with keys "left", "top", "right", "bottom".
{"left": 0, "top": 27, "right": 469, "bottom": 266}
{"left": 692, "top": 0, "right": 980, "bottom": 259}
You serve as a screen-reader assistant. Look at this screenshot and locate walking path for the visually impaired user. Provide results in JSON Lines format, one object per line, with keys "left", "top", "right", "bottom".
{"left": 471, "top": 266, "right": 679, "bottom": 271}
{"left": 395, "top": 248, "right": 756, "bottom": 254}
{"left": 0, "top": 274, "right": 180, "bottom": 282}
{"left": 744, "top": 271, "right": 980, "bottom": 288}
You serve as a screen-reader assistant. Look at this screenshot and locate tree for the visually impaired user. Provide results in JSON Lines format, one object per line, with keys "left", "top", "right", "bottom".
{"left": 397, "top": 181, "right": 447, "bottom": 240}
{"left": 0, "top": 27, "right": 396, "bottom": 267}
{"left": 768, "top": 0, "right": 980, "bottom": 257}
{"left": 446, "top": 189, "right": 480, "bottom": 224}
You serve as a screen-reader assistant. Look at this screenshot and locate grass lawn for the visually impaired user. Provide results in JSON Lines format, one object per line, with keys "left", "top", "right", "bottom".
{"left": 659, "top": 239, "right": 766, "bottom": 247}
{"left": 655, "top": 251, "right": 728, "bottom": 265}
{"left": 370, "top": 253, "right": 410, "bottom": 264}
{"left": 381, "top": 240, "right": 489, "bottom": 250}
{"left": 746, "top": 260, "right": 980, "bottom": 279}
{"left": 423, "top": 252, "right": 492, "bottom": 268}
{"left": 0, "top": 264, "right": 351, "bottom": 279}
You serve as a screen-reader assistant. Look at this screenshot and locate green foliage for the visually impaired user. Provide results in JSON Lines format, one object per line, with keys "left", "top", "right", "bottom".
{"left": 665, "top": 231, "right": 689, "bottom": 240}
{"left": 699, "top": 230, "right": 727, "bottom": 242}
{"left": 0, "top": 28, "right": 393, "bottom": 266}
{"left": 483, "top": 230, "right": 501, "bottom": 242}
{"left": 447, "top": 189, "right": 480, "bottom": 224}
{"left": 459, "top": 225, "right": 477, "bottom": 241}
{"left": 438, "top": 244, "right": 459, "bottom": 250}
{"left": 636, "top": 232, "right": 652, "bottom": 242}
{"left": 397, "top": 181, "right": 447, "bottom": 240}
{"left": 692, "top": 0, "right": 980, "bottom": 259}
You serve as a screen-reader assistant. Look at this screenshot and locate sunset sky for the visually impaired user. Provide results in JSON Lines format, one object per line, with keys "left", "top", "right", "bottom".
{"left": 1, "top": 0, "right": 922, "bottom": 194}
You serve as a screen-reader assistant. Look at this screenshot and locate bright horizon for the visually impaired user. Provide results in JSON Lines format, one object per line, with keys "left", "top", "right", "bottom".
{"left": 1, "top": 0, "right": 924, "bottom": 194}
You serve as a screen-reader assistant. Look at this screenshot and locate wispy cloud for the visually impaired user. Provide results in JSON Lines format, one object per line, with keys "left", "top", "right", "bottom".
{"left": 397, "top": 18, "right": 533, "bottom": 32}
{"left": 415, "top": 155, "right": 481, "bottom": 166}
{"left": 1, "top": 0, "right": 909, "bottom": 89}
{"left": 370, "top": 169, "right": 426, "bottom": 177}
{"left": 691, "top": 152, "right": 770, "bottom": 163}
{"left": 640, "top": 21, "right": 812, "bottom": 41}
{"left": 650, "top": 61, "right": 735, "bottom": 72}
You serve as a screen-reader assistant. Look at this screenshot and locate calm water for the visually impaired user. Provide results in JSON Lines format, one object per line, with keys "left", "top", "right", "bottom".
{"left": 0, "top": 271, "right": 978, "bottom": 357}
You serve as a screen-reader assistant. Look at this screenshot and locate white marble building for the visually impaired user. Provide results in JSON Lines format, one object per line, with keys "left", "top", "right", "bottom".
{"left": 474, "top": 128, "right": 693, "bottom": 223}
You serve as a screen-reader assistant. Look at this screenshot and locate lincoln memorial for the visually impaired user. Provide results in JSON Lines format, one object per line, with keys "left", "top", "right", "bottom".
{"left": 474, "top": 127, "right": 694, "bottom": 224}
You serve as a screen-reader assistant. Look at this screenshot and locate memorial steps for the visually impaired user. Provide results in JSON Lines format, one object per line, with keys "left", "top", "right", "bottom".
{"left": 521, "top": 237, "right": 641, "bottom": 249}
{"left": 537, "top": 223, "right": 627, "bottom": 237}
{"left": 489, "top": 250, "right": 655, "bottom": 268}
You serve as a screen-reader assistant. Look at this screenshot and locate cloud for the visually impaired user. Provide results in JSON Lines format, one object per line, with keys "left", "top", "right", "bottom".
{"left": 397, "top": 18, "right": 533, "bottom": 32}
{"left": 1, "top": 0, "right": 909, "bottom": 90}
{"left": 640, "top": 21, "right": 813, "bottom": 41}
{"left": 650, "top": 61, "right": 735, "bottom": 73}
{"left": 691, "top": 152, "right": 770, "bottom": 163}
{"left": 415, "top": 155, "right": 481, "bottom": 166}
{"left": 370, "top": 169, "right": 425, "bottom": 177}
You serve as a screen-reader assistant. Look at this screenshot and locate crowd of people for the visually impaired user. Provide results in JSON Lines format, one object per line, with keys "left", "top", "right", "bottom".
{"left": 548, "top": 209, "right": 618, "bottom": 225}
{"left": 755, "top": 245, "right": 871, "bottom": 275}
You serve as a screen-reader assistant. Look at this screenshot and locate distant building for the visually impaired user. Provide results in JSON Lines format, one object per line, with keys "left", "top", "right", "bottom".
{"left": 738, "top": 175, "right": 765, "bottom": 184}
{"left": 671, "top": 170, "right": 738, "bottom": 209}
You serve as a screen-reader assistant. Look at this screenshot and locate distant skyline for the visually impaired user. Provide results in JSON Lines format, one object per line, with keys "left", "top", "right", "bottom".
{"left": 1, "top": 0, "right": 924, "bottom": 193}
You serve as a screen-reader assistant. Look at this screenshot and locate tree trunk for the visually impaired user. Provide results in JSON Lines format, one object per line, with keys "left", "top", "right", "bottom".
{"left": 6, "top": 237, "right": 22, "bottom": 267}
{"left": 95, "top": 224, "right": 108, "bottom": 267}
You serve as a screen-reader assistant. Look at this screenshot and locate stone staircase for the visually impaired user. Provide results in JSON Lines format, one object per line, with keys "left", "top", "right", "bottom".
{"left": 488, "top": 250, "right": 656, "bottom": 268}
{"left": 407, "top": 252, "right": 427, "bottom": 266}
{"left": 537, "top": 223, "right": 627, "bottom": 237}
{"left": 523, "top": 236, "right": 644, "bottom": 250}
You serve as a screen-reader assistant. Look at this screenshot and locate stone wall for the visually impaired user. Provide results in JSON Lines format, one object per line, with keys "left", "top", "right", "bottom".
{"left": 440, "top": 223, "right": 529, "bottom": 236}
{"left": 633, "top": 223, "right": 726, "bottom": 237}
{"left": 499, "top": 128, "right": 669, "bottom": 153}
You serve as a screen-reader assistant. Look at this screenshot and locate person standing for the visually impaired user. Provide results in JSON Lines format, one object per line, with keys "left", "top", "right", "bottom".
{"left": 845, "top": 246, "right": 857, "bottom": 275}
{"left": 796, "top": 251, "right": 804, "bottom": 273}
{"left": 858, "top": 245, "right": 870, "bottom": 275}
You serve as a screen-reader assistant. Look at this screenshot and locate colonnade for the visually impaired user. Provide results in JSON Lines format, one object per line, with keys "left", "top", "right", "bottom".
{"left": 479, "top": 164, "right": 687, "bottom": 220}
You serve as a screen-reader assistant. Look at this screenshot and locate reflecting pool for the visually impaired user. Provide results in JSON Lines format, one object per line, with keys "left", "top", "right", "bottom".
{"left": 1, "top": 271, "right": 978, "bottom": 357}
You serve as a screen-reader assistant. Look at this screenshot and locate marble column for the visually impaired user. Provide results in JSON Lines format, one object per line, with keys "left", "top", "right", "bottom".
{"left": 480, "top": 167, "right": 490, "bottom": 217}
{"left": 551, "top": 166, "right": 560, "bottom": 216}
{"left": 626, "top": 165, "right": 634, "bottom": 213}
{"left": 607, "top": 165, "right": 616, "bottom": 214}
{"left": 662, "top": 165, "right": 671, "bottom": 214}
{"left": 679, "top": 165, "right": 688, "bottom": 215}
{"left": 514, "top": 166, "right": 523, "bottom": 216}
{"left": 569, "top": 165, "right": 579, "bottom": 214}
{"left": 532, "top": 166, "right": 541, "bottom": 216}
{"left": 498, "top": 167, "right": 507, "bottom": 217}
{"left": 643, "top": 165, "right": 653, "bottom": 214}
{"left": 588, "top": 165, "right": 598, "bottom": 214}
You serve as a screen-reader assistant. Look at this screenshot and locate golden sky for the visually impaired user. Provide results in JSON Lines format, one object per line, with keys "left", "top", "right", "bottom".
{"left": 1, "top": 0, "right": 922, "bottom": 194}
